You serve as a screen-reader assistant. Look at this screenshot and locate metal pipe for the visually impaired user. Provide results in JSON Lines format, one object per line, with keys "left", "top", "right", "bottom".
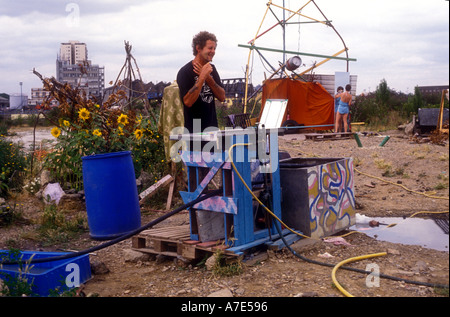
{"left": 379, "top": 136, "right": 391, "bottom": 147}
{"left": 354, "top": 133, "right": 363, "bottom": 148}
{"left": 238, "top": 44, "right": 357, "bottom": 62}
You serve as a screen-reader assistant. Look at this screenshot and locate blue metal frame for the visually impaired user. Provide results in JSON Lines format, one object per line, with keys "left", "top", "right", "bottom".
{"left": 179, "top": 130, "right": 282, "bottom": 249}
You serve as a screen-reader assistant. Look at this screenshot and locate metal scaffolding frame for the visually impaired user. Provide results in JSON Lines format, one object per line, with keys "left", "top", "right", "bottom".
{"left": 240, "top": 0, "right": 357, "bottom": 112}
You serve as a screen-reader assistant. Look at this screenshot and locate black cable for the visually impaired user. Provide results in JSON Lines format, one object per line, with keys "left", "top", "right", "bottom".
{"left": 1, "top": 189, "right": 221, "bottom": 266}
{"left": 271, "top": 219, "right": 449, "bottom": 290}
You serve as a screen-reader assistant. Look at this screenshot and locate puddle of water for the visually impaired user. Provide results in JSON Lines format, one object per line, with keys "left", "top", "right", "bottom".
{"left": 6, "top": 128, "right": 54, "bottom": 152}
{"left": 352, "top": 214, "right": 449, "bottom": 252}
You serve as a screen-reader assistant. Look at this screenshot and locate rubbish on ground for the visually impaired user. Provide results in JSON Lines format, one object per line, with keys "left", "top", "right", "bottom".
{"left": 42, "top": 183, "right": 65, "bottom": 205}
{"left": 323, "top": 237, "right": 353, "bottom": 246}
{"left": 318, "top": 252, "right": 334, "bottom": 258}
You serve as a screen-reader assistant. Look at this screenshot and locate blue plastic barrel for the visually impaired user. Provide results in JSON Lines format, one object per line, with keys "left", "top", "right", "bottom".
{"left": 82, "top": 151, "right": 141, "bottom": 240}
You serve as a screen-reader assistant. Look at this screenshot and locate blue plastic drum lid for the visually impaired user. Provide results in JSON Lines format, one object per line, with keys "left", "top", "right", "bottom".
{"left": 82, "top": 151, "right": 141, "bottom": 240}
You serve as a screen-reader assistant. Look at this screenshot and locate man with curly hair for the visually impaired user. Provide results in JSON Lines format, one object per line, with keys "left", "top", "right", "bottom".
{"left": 177, "top": 31, "right": 225, "bottom": 134}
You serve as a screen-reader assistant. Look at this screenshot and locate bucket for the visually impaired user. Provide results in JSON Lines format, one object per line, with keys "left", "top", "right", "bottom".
{"left": 82, "top": 151, "right": 141, "bottom": 240}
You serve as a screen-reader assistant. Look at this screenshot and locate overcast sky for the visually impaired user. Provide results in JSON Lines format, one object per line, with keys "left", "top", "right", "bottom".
{"left": 0, "top": 0, "right": 448, "bottom": 97}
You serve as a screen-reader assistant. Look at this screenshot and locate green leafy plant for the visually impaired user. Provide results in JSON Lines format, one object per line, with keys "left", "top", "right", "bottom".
{"left": 23, "top": 176, "right": 41, "bottom": 195}
{"left": 37, "top": 202, "right": 87, "bottom": 245}
{"left": 0, "top": 136, "right": 27, "bottom": 198}
{"left": 35, "top": 74, "right": 167, "bottom": 190}
{"left": 211, "top": 250, "right": 243, "bottom": 277}
{"left": 0, "top": 203, "right": 25, "bottom": 228}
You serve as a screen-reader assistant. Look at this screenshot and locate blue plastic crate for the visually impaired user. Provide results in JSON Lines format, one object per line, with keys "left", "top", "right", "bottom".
{"left": 0, "top": 250, "right": 91, "bottom": 297}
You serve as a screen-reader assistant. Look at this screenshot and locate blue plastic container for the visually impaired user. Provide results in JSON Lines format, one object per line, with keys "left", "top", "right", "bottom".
{"left": 82, "top": 151, "right": 141, "bottom": 240}
{"left": 0, "top": 250, "right": 91, "bottom": 297}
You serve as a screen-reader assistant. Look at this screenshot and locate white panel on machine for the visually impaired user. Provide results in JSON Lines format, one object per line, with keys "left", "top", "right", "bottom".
{"left": 259, "top": 99, "right": 288, "bottom": 129}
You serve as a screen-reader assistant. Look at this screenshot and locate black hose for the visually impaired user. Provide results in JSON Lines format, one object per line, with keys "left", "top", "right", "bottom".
{"left": 272, "top": 220, "right": 449, "bottom": 290}
{"left": 1, "top": 189, "right": 222, "bottom": 265}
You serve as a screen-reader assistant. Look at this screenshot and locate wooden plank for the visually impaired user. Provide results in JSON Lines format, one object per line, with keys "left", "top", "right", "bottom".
{"left": 179, "top": 243, "right": 200, "bottom": 260}
{"left": 136, "top": 248, "right": 178, "bottom": 258}
{"left": 212, "top": 245, "right": 229, "bottom": 252}
{"left": 197, "top": 241, "right": 223, "bottom": 248}
{"left": 139, "top": 174, "right": 174, "bottom": 205}
{"left": 149, "top": 227, "right": 190, "bottom": 237}
{"left": 132, "top": 236, "right": 146, "bottom": 249}
{"left": 304, "top": 132, "right": 353, "bottom": 141}
{"left": 165, "top": 180, "right": 175, "bottom": 211}
{"left": 140, "top": 225, "right": 190, "bottom": 238}
{"left": 183, "top": 240, "right": 201, "bottom": 245}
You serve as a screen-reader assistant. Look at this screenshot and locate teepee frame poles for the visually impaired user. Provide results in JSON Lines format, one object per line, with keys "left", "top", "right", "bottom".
{"left": 108, "top": 41, "right": 157, "bottom": 123}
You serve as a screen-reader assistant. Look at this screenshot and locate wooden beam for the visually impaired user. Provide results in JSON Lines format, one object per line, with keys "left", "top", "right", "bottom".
{"left": 139, "top": 174, "right": 174, "bottom": 206}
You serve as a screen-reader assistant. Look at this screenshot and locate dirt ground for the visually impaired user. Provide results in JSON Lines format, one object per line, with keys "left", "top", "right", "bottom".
{"left": 1, "top": 128, "right": 449, "bottom": 298}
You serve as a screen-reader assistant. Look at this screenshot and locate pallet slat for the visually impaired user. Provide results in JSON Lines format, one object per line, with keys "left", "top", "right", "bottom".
{"left": 305, "top": 132, "right": 354, "bottom": 141}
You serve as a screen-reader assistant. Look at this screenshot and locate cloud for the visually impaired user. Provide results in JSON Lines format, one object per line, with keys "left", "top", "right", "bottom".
{"left": 0, "top": 0, "right": 145, "bottom": 17}
{"left": 0, "top": 0, "right": 448, "bottom": 96}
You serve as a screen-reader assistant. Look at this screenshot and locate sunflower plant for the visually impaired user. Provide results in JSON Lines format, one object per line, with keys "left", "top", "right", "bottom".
{"left": 38, "top": 76, "right": 166, "bottom": 190}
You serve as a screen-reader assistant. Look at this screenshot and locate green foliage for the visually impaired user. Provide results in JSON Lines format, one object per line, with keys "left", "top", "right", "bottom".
{"left": 211, "top": 250, "right": 243, "bottom": 277}
{"left": 216, "top": 99, "right": 257, "bottom": 129}
{"left": 37, "top": 203, "right": 87, "bottom": 245}
{"left": 37, "top": 76, "right": 167, "bottom": 190}
{"left": 375, "top": 79, "right": 390, "bottom": 108}
{"left": 0, "top": 120, "right": 8, "bottom": 136}
{"left": 0, "top": 203, "right": 24, "bottom": 228}
{"left": 411, "top": 87, "right": 424, "bottom": 112}
{"left": 0, "top": 134, "right": 27, "bottom": 198}
{"left": 352, "top": 79, "right": 448, "bottom": 129}
{"left": 130, "top": 115, "right": 166, "bottom": 180}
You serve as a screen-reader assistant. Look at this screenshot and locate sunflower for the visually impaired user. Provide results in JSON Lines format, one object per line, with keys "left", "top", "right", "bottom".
{"left": 51, "top": 127, "right": 61, "bottom": 138}
{"left": 117, "top": 114, "right": 129, "bottom": 126}
{"left": 118, "top": 126, "right": 124, "bottom": 136}
{"left": 63, "top": 120, "right": 70, "bottom": 127}
{"left": 78, "top": 108, "right": 90, "bottom": 121}
{"left": 134, "top": 129, "right": 143, "bottom": 140}
{"left": 136, "top": 114, "right": 143, "bottom": 125}
{"left": 93, "top": 129, "right": 102, "bottom": 137}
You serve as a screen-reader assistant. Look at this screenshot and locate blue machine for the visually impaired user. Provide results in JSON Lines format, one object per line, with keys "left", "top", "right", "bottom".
{"left": 171, "top": 128, "right": 287, "bottom": 254}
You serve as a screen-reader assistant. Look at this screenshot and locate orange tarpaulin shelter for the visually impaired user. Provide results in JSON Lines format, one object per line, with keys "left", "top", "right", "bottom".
{"left": 260, "top": 79, "right": 334, "bottom": 131}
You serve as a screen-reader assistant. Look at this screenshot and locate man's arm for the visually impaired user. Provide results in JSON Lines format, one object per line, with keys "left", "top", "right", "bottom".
{"left": 205, "top": 75, "right": 225, "bottom": 102}
{"left": 183, "top": 77, "right": 206, "bottom": 108}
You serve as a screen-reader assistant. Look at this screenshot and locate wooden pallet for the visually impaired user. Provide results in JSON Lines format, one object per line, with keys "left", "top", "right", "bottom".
{"left": 132, "top": 225, "right": 303, "bottom": 261}
{"left": 304, "top": 132, "right": 354, "bottom": 141}
{"left": 131, "top": 225, "right": 232, "bottom": 260}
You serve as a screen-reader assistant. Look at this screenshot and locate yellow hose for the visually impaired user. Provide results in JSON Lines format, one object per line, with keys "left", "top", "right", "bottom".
{"left": 332, "top": 252, "right": 387, "bottom": 297}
